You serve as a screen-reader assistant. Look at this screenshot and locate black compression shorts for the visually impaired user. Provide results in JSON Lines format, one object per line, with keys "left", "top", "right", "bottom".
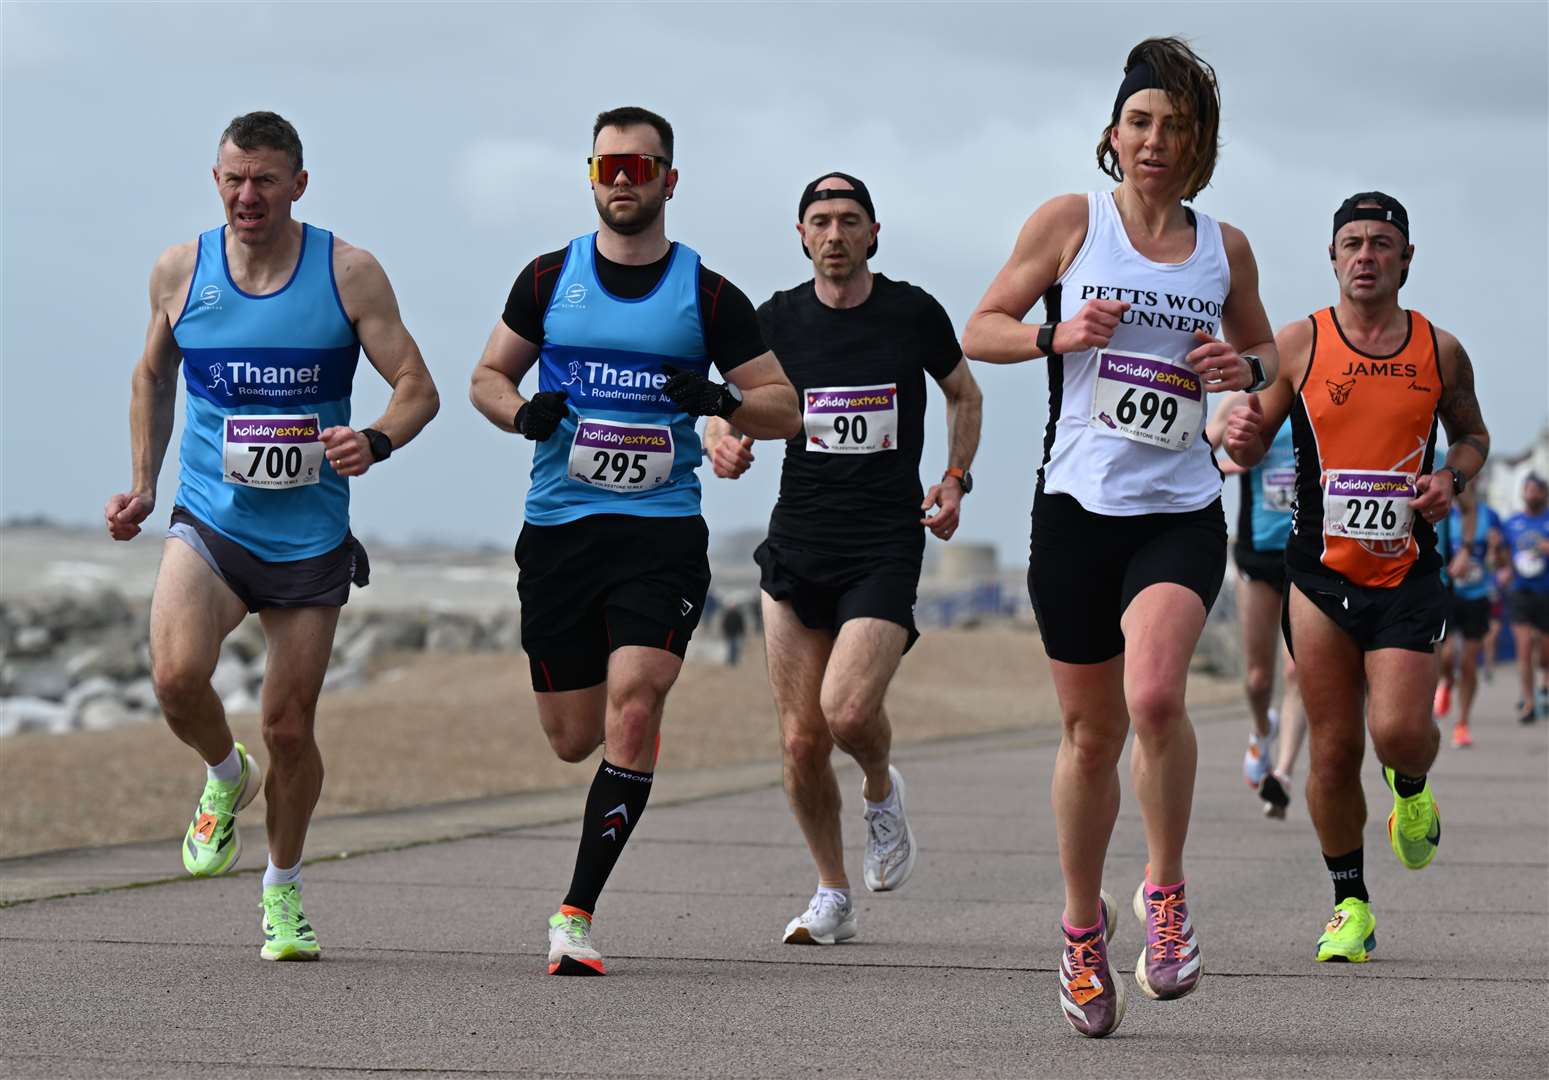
{"left": 1447, "top": 595, "right": 1492, "bottom": 641}
{"left": 515, "top": 514, "right": 711, "bottom": 692}
{"left": 1235, "top": 545, "right": 1287, "bottom": 593}
{"left": 1027, "top": 491, "right": 1227, "bottom": 665}
{"left": 755, "top": 538, "right": 921, "bottom": 651}
{"left": 1510, "top": 590, "right": 1549, "bottom": 633}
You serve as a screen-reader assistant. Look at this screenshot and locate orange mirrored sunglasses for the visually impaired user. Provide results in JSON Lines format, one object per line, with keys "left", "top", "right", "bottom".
{"left": 587, "top": 153, "right": 669, "bottom": 185}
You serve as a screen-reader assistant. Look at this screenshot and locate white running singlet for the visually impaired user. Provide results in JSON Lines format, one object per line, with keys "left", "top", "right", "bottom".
{"left": 1039, "top": 192, "right": 1231, "bottom": 516}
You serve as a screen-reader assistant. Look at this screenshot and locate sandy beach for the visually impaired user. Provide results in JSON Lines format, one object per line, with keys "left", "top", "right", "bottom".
{"left": 0, "top": 626, "right": 1238, "bottom": 859}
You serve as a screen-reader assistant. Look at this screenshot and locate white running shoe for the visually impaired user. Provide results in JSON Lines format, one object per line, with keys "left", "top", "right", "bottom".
{"left": 547, "top": 909, "right": 605, "bottom": 975}
{"left": 783, "top": 890, "right": 857, "bottom": 945}
{"left": 863, "top": 765, "right": 918, "bottom": 892}
{"left": 1242, "top": 709, "right": 1278, "bottom": 788}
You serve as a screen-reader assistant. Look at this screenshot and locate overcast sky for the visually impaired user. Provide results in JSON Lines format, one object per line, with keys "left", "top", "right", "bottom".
{"left": 4, "top": 1, "right": 1546, "bottom": 561}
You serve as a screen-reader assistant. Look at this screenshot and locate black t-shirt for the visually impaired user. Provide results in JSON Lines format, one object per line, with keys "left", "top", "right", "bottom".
{"left": 759, "top": 275, "right": 962, "bottom": 556}
{"left": 501, "top": 243, "right": 767, "bottom": 375}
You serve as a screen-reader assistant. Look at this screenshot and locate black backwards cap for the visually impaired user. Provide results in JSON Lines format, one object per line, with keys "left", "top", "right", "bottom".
{"left": 1332, "top": 191, "right": 1411, "bottom": 284}
{"left": 798, "top": 172, "right": 877, "bottom": 259}
{"left": 1332, "top": 191, "right": 1410, "bottom": 242}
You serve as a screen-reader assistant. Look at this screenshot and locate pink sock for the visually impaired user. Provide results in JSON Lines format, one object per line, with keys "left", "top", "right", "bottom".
{"left": 1146, "top": 877, "right": 1186, "bottom": 894}
{"left": 1062, "top": 916, "right": 1102, "bottom": 938}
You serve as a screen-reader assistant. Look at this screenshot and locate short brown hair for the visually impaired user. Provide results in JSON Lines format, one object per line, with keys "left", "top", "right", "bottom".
{"left": 218, "top": 111, "right": 303, "bottom": 173}
{"left": 593, "top": 106, "right": 674, "bottom": 163}
{"left": 1097, "top": 37, "right": 1220, "bottom": 201}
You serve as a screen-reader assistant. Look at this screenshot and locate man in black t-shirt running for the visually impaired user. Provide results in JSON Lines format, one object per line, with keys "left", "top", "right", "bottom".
{"left": 706, "top": 173, "right": 982, "bottom": 945}
{"left": 469, "top": 106, "right": 799, "bottom": 977}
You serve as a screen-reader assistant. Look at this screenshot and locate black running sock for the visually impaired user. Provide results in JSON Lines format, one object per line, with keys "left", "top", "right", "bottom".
{"left": 1391, "top": 771, "right": 1427, "bottom": 798}
{"left": 1324, "top": 847, "right": 1369, "bottom": 904}
{"left": 562, "top": 759, "right": 654, "bottom": 915}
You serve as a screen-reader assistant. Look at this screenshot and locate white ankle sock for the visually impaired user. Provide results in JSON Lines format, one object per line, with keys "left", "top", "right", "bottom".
{"left": 208, "top": 746, "right": 242, "bottom": 783}
{"left": 817, "top": 884, "right": 850, "bottom": 906}
{"left": 263, "top": 859, "right": 302, "bottom": 889}
{"left": 864, "top": 780, "right": 899, "bottom": 813}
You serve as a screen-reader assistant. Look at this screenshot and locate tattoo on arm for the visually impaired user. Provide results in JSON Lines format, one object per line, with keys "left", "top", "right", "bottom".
{"left": 1440, "top": 343, "right": 1489, "bottom": 469}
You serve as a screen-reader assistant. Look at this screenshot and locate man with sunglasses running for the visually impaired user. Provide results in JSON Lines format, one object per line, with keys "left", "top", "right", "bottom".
{"left": 705, "top": 173, "right": 982, "bottom": 945}
{"left": 470, "top": 106, "right": 800, "bottom": 976}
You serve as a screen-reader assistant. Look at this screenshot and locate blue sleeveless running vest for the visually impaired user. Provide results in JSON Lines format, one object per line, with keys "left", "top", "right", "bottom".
{"left": 525, "top": 234, "right": 710, "bottom": 524}
{"left": 1442, "top": 504, "right": 1501, "bottom": 600}
{"left": 1242, "top": 423, "right": 1296, "bottom": 551}
{"left": 172, "top": 224, "right": 360, "bottom": 560}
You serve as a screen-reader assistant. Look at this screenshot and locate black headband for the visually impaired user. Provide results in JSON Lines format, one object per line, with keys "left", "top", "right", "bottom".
{"left": 1111, "top": 61, "right": 1166, "bottom": 125}
{"left": 1332, "top": 191, "right": 1410, "bottom": 242}
{"left": 797, "top": 171, "right": 878, "bottom": 259}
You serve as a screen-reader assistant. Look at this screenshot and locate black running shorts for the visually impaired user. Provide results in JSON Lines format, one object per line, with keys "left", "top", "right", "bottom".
{"left": 1234, "top": 544, "right": 1287, "bottom": 592}
{"left": 1027, "top": 491, "right": 1227, "bottom": 665}
{"left": 1283, "top": 562, "right": 1449, "bottom": 655}
{"left": 168, "top": 505, "right": 369, "bottom": 613}
{"left": 515, "top": 514, "right": 711, "bottom": 692}
{"left": 1510, "top": 589, "right": 1549, "bottom": 633}
{"left": 755, "top": 538, "right": 921, "bottom": 651}
{"left": 1447, "top": 595, "right": 1492, "bottom": 641}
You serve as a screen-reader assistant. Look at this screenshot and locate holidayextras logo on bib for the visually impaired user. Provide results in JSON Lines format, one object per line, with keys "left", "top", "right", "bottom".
{"left": 1097, "top": 354, "right": 1202, "bottom": 400}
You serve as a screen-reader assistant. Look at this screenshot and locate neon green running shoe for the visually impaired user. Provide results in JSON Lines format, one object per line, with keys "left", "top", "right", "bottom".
{"left": 1316, "top": 897, "right": 1376, "bottom": 962}
{"left": 182, "top": 743, "right": 262, "bottom": 877}
{"left": 260, "top": 883, "right": 321, "bottom": 961}
{"left": 1383, "top": 766, "right": 1440, "bottom": 870}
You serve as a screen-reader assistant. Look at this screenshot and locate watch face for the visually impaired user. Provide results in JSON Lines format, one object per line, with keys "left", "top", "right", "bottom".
{"left": 960, "top": 470, "right": 974, "bottom": 494}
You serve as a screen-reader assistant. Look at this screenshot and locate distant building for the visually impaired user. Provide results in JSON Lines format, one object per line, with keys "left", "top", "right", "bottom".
{"left": 1484, "top": 426, "right": 1549, "bottom": 513}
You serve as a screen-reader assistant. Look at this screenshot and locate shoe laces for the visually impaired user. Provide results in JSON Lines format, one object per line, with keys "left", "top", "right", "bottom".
{"left": 262, "top": 886, "right": 303, "bottom": 933}
{"left": 807, "top": 891, "right": 849, "bottom": 921}
{"left": 1063, "top": 933, "right": 1104, "bottom": 989}
{"left": 1394, "top": 791, "right": 1433, "bottom": 839}
{"left": 556, "top": 913, "right": 593, "bottom": 946}
{"left": 1144, "top": 892, "right": 1190, "bottom": 960}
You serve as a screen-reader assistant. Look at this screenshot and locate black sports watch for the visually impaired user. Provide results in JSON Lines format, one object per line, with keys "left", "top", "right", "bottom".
{"left": 1036, "top": 322, "right": 1058, "bottom": 355}
{"left": 1243, "top": 354, "right": 1269, "bottom": 393}
{"left": 361, "top": 428, "right": 393, "bottom": 463}
{"left": 1436, "top": 466, "right": 1466, "bottom": 497}
{"left": 716, "top": 381, "right": 745, "bottom": 421}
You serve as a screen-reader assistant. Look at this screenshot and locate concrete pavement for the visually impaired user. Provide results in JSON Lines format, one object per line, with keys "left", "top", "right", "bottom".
{"left": 2, "top": 676, "right": 1546, "bottom": 1078}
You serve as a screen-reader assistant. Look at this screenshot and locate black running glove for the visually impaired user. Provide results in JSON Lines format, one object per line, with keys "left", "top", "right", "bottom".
{"left": 514, "top": 391, "right": 569, "bottom": 441}
{"left": 661, "top": 364, "right": 742, "bottom": 419}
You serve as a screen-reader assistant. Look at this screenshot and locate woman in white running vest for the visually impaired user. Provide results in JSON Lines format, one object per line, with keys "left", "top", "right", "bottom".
{"left": 964, "top": 37, "right": 1278, "bottom": 1039}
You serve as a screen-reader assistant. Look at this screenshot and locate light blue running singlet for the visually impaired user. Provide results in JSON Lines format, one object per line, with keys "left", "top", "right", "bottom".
{"left": 172, "top": 224, "right": 360, "bottom": 561}
{"left": 524, "top": 234, "right": 711, "bottom": 525}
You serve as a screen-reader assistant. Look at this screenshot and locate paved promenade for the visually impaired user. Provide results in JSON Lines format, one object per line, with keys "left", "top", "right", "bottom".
{"left": 2, "top": 677, "right": 1545, "bottom": 1078}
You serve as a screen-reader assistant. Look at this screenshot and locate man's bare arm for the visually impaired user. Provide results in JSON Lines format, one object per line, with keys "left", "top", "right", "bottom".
{"left": 469, "top": 321, "right": 543, "bottom": 432}
{"left": 937, "top": 358, "right": 982, "bottom": 472}
{"left": 334, "top": 243, "right": 440, "bottom": 468}
{"left": 1437, "top": 334, "right": 1490, "bottom": 484}
{"left": 723, "top": 352, "right": 800, "bottom": 440}
{"left": 105, "top": 244, "right": 194, "bottom": 540}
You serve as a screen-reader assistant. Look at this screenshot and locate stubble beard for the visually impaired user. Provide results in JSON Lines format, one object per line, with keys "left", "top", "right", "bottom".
{"left": 596, "top": 192, "right": 665, "bottom": 236}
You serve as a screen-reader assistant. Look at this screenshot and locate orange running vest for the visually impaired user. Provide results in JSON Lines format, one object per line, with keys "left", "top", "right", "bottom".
{"left": 1287, "top": 307, "right": 1442, "bottom": 588}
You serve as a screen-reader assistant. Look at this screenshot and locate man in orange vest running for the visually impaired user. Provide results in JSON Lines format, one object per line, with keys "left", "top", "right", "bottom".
{"left": 1224, "top": 192, "right": 1489, "bottom": 965}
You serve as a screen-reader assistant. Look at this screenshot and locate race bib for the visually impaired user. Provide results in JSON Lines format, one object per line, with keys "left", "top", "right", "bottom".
{"left": 1261, "top": 468, "right": 1297, "bottom": 512}
{"left": 1515, "top": 545, "right": 1546, "bottom": 579}
{"left": 222, "top": 414, "right": 323, "bottom": 490}
{"left": 568, "top": 418, "right": 674, "bottom": 493}
{"left": 803, "top": 384, "right": 898, "bottom": 454}
{"left": 1089, "top": 351, "right": 1203, "bottom": 452}
{"left": 1322, "top": 470, "right": 1415, "bottom": 542}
